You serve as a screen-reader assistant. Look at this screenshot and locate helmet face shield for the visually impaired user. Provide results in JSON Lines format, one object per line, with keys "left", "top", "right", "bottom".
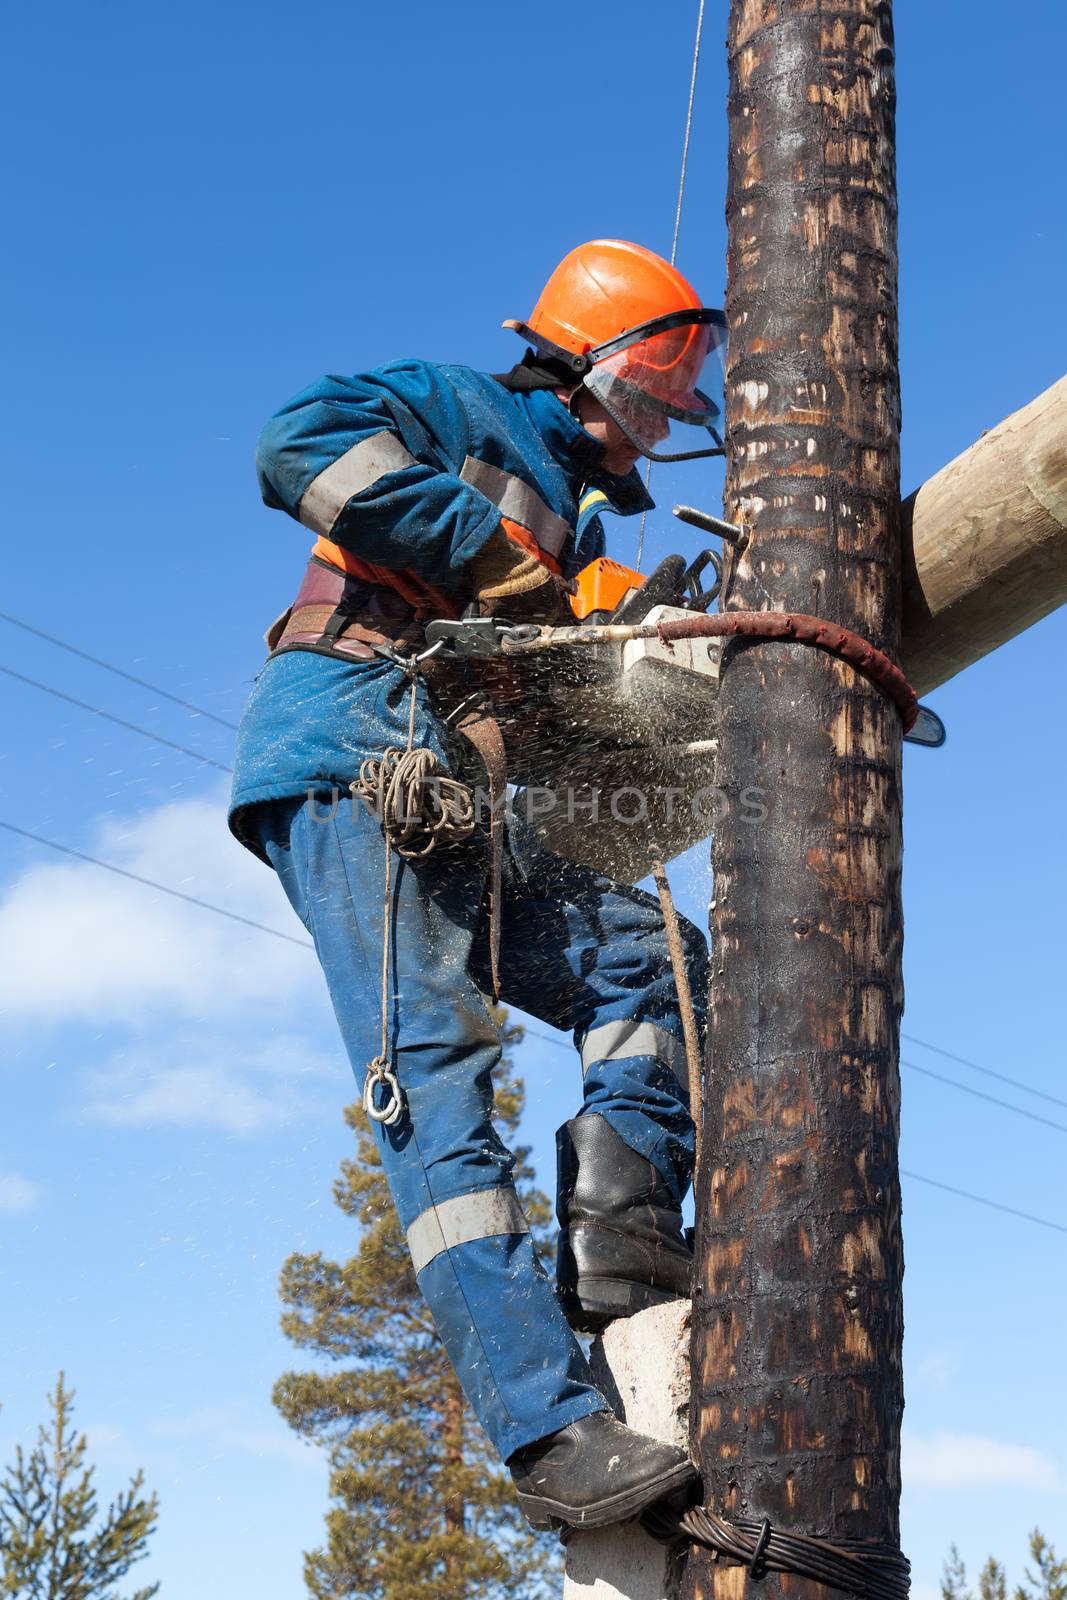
{"left": 582, "top": 308, "right": 727, "bottom": 462}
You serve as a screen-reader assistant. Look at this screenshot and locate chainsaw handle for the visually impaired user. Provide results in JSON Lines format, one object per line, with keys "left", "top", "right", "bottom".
{"left": 681, "top": 548, "right": 722, "bottom": 611}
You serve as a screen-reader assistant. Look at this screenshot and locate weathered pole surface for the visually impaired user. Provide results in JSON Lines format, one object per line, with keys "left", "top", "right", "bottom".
{"left": 687, "top": 2, "right": 904, "bottom": 1597}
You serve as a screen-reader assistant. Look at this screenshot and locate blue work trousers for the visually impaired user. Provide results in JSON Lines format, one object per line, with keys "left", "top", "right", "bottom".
{"left": 252, "top": 740, "right": 707, "bottom": 1462}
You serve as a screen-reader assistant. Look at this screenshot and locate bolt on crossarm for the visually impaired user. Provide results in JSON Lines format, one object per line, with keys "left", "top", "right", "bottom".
{"left": 686, "top": 2, "right": 905, "bottom": 1596}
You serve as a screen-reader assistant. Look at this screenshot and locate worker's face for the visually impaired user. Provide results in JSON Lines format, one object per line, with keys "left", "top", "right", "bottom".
{"left": 564, "top": 387, "right": 666, "bottom": 476}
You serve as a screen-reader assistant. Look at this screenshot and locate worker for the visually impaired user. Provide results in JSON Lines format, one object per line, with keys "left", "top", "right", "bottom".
{"left": 229, "top": 240, "right": 724, "bottom": 1532}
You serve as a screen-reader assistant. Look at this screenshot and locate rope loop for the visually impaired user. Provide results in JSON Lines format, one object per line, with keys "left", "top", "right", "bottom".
{"left": 351, "top": 670, "right": 478, "bottom": 1132}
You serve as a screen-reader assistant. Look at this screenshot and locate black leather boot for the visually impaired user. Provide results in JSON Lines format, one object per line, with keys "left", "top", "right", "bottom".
{"left": 556, "top": 1113, "right": 692, "bottom": 1333}
{"left": 508, "top": 1409, "right": 698, "bottom": 1530}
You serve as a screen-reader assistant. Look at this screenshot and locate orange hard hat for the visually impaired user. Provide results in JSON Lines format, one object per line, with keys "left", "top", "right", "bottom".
{"left": 505, "top": 239, "right": 727, "bottom": 463}
{"left": 508, "top": 239, "right": 704, "bottom": 359}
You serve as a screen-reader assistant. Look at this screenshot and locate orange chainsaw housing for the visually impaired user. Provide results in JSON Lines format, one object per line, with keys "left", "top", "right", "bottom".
{"left": 570, "top": 557, "right": 646, "bottom": 622}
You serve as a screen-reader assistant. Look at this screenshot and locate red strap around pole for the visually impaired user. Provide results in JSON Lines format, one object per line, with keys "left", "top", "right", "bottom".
{"left": 654, "top": 611, "right": 919, "bottom": 732}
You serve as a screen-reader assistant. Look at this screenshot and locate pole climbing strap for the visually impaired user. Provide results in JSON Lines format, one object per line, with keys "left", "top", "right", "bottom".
{"left": 658, "top": 610, "right": 920, "bottom": 733}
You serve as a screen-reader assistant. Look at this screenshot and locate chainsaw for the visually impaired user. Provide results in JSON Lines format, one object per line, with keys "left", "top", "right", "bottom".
{"left": 423, "top": 506, "right": 944, "bottom": 876}
{"left": 424, "top": 505, "right": 735, "bottom": 788}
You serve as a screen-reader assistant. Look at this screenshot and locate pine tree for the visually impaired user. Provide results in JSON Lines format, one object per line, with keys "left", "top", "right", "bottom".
{"left": 1017, "top": 1533, "right": 1067, "bottom": 1600}
{"left": 943, "top": 1544, "right": 973, "bottom": 1600}
{"left": 982, "top": 1557, "right": 1008, "bottom": 1600}
{"left": 0, "top": 1374, "right": 158, "bottom": 1599}
{"left": 943, "top": 1531, "right": 1065, "bottom": 1600}
{"left": 273, "top": 1016, "right": 563, "bottom": 1600}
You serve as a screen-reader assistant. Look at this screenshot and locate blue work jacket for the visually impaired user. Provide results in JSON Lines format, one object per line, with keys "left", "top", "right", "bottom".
{"left": 229, "top": 359, "right": 653, "bottom": 852}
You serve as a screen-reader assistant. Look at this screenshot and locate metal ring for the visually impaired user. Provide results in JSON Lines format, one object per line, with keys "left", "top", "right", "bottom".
{"left": 363, "top": 1067, "right": 405, "bottom": 1126}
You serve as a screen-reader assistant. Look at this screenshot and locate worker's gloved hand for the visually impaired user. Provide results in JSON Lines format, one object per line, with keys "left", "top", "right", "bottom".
{"left": 467, "top": 523, "right": 576, "bottom": 626}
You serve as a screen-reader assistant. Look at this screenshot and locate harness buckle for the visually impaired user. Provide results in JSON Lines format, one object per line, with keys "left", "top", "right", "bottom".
{"left": 423, "top": 618, "right": 538, "bottom": 658}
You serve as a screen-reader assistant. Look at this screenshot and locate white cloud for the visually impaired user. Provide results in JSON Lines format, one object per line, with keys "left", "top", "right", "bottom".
{"left": 149, "top": 1404, "right": 319, "bottom": 1471}
{"left": 0, "top": 791, "right": 325, "bottom": 1026}
{"left": 82, "top": 1032, "right": 340, "bottom": 1135}
{"left": 903, "top": 1430, "right": 1067, "bottom": 1492}
{"left": 0, "top": 1171, "right": 43, "bottom": 1214}
{"left": 81, "top": 1422, "right": 137, "bottom": 1464}
{"left": 913, "top": 1351, "right": 954, "bottom": 1391}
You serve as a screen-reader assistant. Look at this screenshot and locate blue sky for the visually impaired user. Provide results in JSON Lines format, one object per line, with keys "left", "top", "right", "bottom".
{"left": 2, "top": 1, "right": 1065, "bottom": 1596}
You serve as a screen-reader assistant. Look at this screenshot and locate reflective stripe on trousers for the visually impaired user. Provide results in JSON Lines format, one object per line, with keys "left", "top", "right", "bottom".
{"left": 406, "top": 1187, "right": 529, "bottom": 1276}
{"left": 580, "top": 1019, "right": 690, "bottom": 1092}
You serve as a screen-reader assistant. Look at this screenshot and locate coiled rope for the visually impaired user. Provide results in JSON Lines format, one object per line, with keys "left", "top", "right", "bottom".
{"left": 354, "top": 743, "right": 475, "bottom": 861}
{"left": 350, "top": 669, "right": 475, "bottom": 1125}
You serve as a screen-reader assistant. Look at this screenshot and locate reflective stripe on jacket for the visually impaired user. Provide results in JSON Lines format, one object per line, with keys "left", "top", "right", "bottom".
{"left": 256, "top": 361, "right": 651, "bottom": 591}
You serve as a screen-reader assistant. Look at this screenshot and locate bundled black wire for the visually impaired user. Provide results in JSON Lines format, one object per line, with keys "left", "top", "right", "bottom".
{"left": 680, "top": 1508, "right": 911, "bottom": 1600}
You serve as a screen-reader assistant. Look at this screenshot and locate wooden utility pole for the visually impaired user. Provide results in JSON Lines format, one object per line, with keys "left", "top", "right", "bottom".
{"left": 687, "top": 2, "right": 905, "bottom": 1595}
{"left": 902, "top": 375, "right": 1067, "bottom": 695}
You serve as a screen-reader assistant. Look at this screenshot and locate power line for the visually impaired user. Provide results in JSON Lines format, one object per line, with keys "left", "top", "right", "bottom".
{"left": 528, "top": 1024, "right": 1066, "bottom": 1137}
{"left": 670, "top": 0, "right": 706, "bottom": 266}
{"left": 0, "top": 609, "right": 239, "bottom": 730}
{"left": 0, "top": 630, "right": 1049, "bottom": 1120}
{"left": 901, "top": 1029, "right": 1067, "bottom": 1111}
{"left": 523, "top": 1023, "right": 571, "bottom": 1050}
{"left": 3, "top": 626, "right": 1057, "bottom": 1125}
{"left": 3, "top": 650, "right": 1052, "bottom": 1117}
{"left": 637, "top": 0, "right": 707, "bottom": 573}
{"left": 530, "top": 1026, "right": 1067, "bottom": 1135}
{"left": 0, "top": 664, "right": 233, "bottom": 774}
{"left": 7, "top": 634, "right": 1055, "bottom": 1124}
{"left": 3, "top": 822, "right": 1063, "bottom": 1240}
{"left": 519, "top": 1026, "right": 1065, "bottom": 1237}
{"left": 901, "top": 1058, "right": 1067, "bottom": 1135}
{"left": 0, "top": 820, "right": 313, "bottom": 950}
{"left": 901, "top": 1170, "right": 1067, "bottom": 1237}
{"left": 534, "top": 1026, "right": 1062, "bottom": 1130}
